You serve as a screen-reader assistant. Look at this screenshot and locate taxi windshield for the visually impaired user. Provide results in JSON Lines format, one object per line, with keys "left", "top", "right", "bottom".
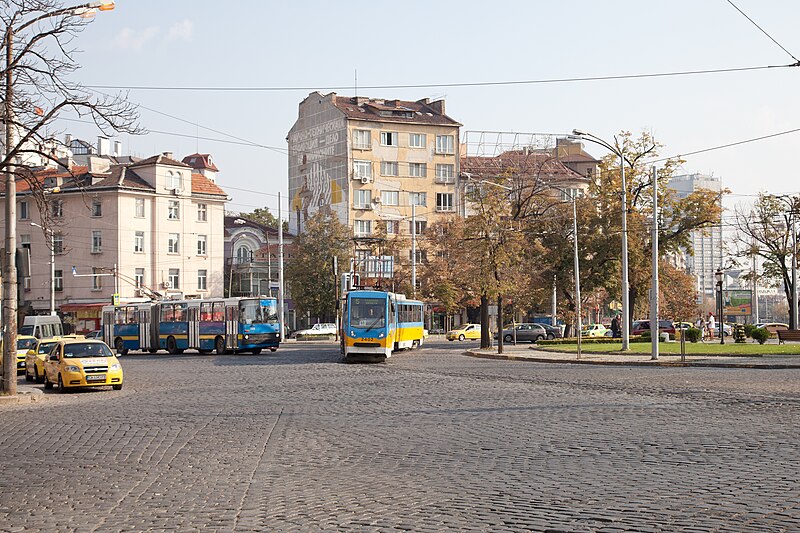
{"left": 63, "top": 342, "right": 113, "bottom": 358}
{"left": 17, "top": 338, "right": 35, "bottom": 350}
{"left": 37, "top": 342, "right": 58, "bottom": 354}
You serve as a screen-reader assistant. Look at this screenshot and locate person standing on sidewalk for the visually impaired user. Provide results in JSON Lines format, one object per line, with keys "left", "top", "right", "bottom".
{"left": 610, "top": 314, "right": 621, "bottom": 338}
{"left": 708, "top": 313, "right": 716, "bottom": 340}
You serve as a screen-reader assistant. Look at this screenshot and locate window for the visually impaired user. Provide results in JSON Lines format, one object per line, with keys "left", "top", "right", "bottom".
{"left": 354, "top": 219, "right": 372, "bottom": 236}
{"left": 436, "top": 192, "right": 455, "bottom": 212}
{"left": 380, "top": 131, "right": 398, "bottom": 146}
{"left": 91, "top": 200, "right": 102, "bottom": 217}
{"left": 409, "top": 249, "right": 427, "bottom": 263}
{"left": 381, "top": 190, "right": 399, "bottom": 206}
{"left": 354, "top": 190, "right": 372, "bottom": 209}
{"left": 53, "top": 234, "right": 63, "bottom": 255}
{"left": 353, "top": 160, "right": 372, "bottom": 179}
{"left": 409, "top": 133, "right": 426, "bottom": 148}
{"left": 561, "top": 188, "right": 584, "bottom": 202}
{"left": 435, "top": 164, "right": 455, "bottom": 182}
{"left": 19, "top": 201, "right": 29, "bottom": 220}
{"left": 197, "top": 235, "right": 207, "bottom": 256}
{"left": 168, "top": 269, "right": 180, "bottom": 290}
{"left": 135, "top": 268, "right": 144, "bottom": 288}
{"left": 410, "top": 220, "right": 427, "bottom": 235}
{"left": 236, "top": 245, "right": 251, "bottom": 264}
{"left": 352, "top": 129, "right": 371, "bottom": 149}
{"left": 134, "top": 231, "right": 144, "bottom": 253}
{"left": 168, "top": 233, "right": 180, "bottom": 254}
{"left": 20, "top": 234, "right": 30, "bottom": 250}
{"left": 380, "top": 161, "right": 398, "bottom": 176}
{"left": 52, "top": 200, "right": 63, "bottom": 218}
{"left": 135, "top": 198, "right": 145, "bottom": 218}
{"left": 92, "top": 267, "right": 102, "bottom": 290}
{"left": 167, "top": 171, "right": 182, "bottom": 191}
{"left": 197, "top": 269, "right": 208, "bottom": 291}
{"left": 91, "top": 230, "right": 102, "bottom": 253}
{"left": 385, "top": 220, "right": 398, "bottom": 234}
{"left": 409, "top": 192, "right": 427, "bottom": 206}
{"left": 54, "top": 269, "right": 63, "bottom": 292}
{"left": 435, "top": 134, "right": 455, "bottom": 154}
{"left": 197, "top": 203, "right": 207, "bottom": 222}
{"left": 168, "top": 200, "right": 180, "bottom": 220}
{"left": 408, "top": 162, "right": 426, "bottom": 177}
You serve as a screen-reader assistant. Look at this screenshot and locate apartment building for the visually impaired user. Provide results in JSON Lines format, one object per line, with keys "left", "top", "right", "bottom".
{"left": 1, "top": 152, "right": 228, "bottom": 330}
{"left": 288, "top": 92, "right": 462, "bottom": 278}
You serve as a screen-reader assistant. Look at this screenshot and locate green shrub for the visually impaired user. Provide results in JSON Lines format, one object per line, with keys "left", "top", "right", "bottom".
{"left": 683, "top": 327, "right": 702, "bottom": 343}
{"left": 750, "top": 327, "right": 771, "bottom": 345}
{"left": 743, "top": 324, "right": 757, "bottom": 338}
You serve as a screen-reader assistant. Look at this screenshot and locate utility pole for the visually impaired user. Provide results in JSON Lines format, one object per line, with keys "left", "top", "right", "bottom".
{"left": 650, "top": 167, "right": 659, "bottom": 360}
{"left": 278, "top": 192, "right": 285, "bottom": 340}
{"left": 2, "top": 27, "right": 18, "bottom": 394}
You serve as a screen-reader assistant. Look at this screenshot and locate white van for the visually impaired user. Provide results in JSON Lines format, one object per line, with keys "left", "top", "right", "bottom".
{"left": 19, "top": 315, "right": 64, "bottom": 339}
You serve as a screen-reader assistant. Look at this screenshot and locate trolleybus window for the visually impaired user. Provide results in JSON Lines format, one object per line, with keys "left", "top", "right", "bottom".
{"left": 239, "top": 299, "right": 278, "bottom": 324}
{"left": 350, "top": 298, "right": 386, "bottom": 329}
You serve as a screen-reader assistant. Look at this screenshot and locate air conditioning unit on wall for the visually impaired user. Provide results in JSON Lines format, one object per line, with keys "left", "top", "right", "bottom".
{"left": 360, "top": 176, "right": 372, "bottom": 184}
{"left": 162, "top": 281, "right": 172, "bottom": 289}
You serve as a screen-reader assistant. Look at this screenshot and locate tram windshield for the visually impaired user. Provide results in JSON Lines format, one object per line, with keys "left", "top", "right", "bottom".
{"left": 350, "top": 298, "right": 386, "bottom": 330}
{"left": 239, "top": 299, "right": 278, "bottom": 324}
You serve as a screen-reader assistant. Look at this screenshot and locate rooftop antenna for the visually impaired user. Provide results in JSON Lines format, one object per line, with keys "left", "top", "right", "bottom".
{"left": 354, "top": 68, "right": 358, "bottom": 97}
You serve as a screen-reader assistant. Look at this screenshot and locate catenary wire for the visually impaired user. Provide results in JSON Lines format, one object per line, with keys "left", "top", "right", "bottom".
{"left": 725, "top": 0, "right": 800, "bottom": 63}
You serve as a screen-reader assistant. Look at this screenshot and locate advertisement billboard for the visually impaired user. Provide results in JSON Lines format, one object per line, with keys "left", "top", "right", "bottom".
{"left": 722, "top": 290, "right": 752, "bottom": 316}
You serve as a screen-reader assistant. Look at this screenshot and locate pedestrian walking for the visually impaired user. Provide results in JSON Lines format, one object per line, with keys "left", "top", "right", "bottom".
{"left": 697, "top": 315, "right": 706, "bottom": 341}
{"left": 610, "top": 314, "right": 621, "bottom": 338}
{"left": 708, "top": 313, "right": 716, "bottom": 340}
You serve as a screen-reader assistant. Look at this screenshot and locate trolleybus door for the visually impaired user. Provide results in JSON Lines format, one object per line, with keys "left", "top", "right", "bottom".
{"left": 225, "top": 304, "right": 238, "bottom": 350}
{"left": 102, "top": 309, "right": 114, "bottom": 346}
{"left": 138, "top": 308, "right": 150, "bottom": 348}
{"left": 188, "top": 305, "right": 200, "bottom": 349}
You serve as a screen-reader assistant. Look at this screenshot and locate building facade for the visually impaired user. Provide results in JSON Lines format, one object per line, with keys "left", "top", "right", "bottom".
{"left": 667, "top": 173, "right": 724, "bottom": 296}
{"left": 0, "top": 152, "right": 229, "bottom": 331}
{"left": 288, "top": 92, "right": 462, "bottom": 280}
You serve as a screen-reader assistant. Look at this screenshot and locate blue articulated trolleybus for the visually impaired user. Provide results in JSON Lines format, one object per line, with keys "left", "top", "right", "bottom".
{"left": 341, "top": 290, "right": 425, "bottom": 362}
{"left": 102, "top": 297, "right": 280, "bottom": 355}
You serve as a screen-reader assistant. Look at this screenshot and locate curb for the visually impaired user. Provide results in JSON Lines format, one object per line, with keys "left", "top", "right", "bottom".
{"left": 0, "top": 389, "right": 44, "bottom": 405}
{"left": 464, "top": 350, "right": 800, "bottom": 369}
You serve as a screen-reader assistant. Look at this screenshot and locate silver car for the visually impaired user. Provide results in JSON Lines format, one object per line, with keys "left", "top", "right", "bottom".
{"left": 494, "top": 323, "right": 548, "bottom": 343}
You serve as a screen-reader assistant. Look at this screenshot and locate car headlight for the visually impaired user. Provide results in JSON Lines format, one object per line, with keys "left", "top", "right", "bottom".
{"left": 65, "top": 365, "right": 80, "bottom": 373}
{"left": 110, "top": 363, "right": 121, "bottom": 371}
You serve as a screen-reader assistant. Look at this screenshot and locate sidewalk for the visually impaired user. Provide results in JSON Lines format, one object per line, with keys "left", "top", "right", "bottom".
{"left": 465, "top": 345, "right": 800, "bottom": 368}
{"left": 0, "top": 381, "right": 45, "bottom": 405}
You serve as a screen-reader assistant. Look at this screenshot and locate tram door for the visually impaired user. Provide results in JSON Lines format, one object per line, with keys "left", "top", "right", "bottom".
{"left": 225, "top": 304, "right": 238, "bottom": 350}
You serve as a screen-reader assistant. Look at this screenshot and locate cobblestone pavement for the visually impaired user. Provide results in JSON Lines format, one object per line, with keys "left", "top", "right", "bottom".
{"left": 1, "top": 339, "right": 798, "bottom": 532}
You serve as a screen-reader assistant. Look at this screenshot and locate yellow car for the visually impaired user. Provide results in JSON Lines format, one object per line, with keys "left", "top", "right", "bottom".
{"left": 446, "top": 324, "right": 482, "bottom": 341}
{"left": 25, "top": 338, "right": 63, "bottom": 383}
{"left": 43, "top": 338, "right": 123, "bottom": 393}
{"left": 0, "top": 335, "right": 37, "bottom": 373}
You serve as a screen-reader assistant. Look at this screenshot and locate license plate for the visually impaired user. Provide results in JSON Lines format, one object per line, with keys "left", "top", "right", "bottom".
{"left": 86, "top": 374, "right": 106, "bottom": 382}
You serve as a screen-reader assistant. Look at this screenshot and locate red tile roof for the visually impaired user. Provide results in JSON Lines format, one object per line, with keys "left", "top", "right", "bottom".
{"left": 330, "top": 94, "right": 461, "bottom": 127}
{"left": 182, "top": 153, "right": 219, "bottom": 172}
{"left": 191, "top": 173, "right": 227, "bottom": 197}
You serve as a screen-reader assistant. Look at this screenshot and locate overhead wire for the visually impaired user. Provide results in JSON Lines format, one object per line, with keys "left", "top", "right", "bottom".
{"left": 725, "top": 0, "right": 800, "bottom": 63}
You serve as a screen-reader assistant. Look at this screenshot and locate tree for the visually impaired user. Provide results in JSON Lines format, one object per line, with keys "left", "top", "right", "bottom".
{"left": 237, "top": 207, "right": 287, "bottom": 232}
{"left": 1, "top": 1, "right": 140, "bottom": 394}
{"left": 734, "top": 193, "right": 797, "bottom": 328}
{"left": 285, "top": 211, "right": 351, "bottom": 323}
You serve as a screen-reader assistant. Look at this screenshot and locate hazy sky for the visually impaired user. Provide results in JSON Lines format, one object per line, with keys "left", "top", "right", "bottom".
{"left": 55, "top": 0, "right": 800, "bottom": 218}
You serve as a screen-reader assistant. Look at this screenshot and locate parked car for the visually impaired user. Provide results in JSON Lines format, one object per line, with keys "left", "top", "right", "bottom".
{"left": 43, "top": 338, "right": 123, "bottom": 392}
{"left": 494, "top": 323, "right": 548, "bottom": 343}
{"left": 446, "top": 324, "right": 481, "bottom": 341}
{"left": 24, "top": 338, "right": 63, "bottom": 383}
{"left": 631, "top": 320, "right": 676, "bottom": 336}
{"left": 581, "top": 324, "right": 608, "bottom": 337}
{"left": 0, "top": 335, "right": 37, "bottom": 373}
{"left": 540, "top": 323, "right": 563, "bottom": 340}
{"left": 753, "top": 322, "right": 789, "bottom": 334}
{"left": 293, "top": 323, "right": 337, "bottom": 337}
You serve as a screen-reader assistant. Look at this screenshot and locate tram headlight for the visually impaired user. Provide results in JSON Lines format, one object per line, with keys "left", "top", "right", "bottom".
{"left": 378, "top": 332, "right": 385, "bottom": 338}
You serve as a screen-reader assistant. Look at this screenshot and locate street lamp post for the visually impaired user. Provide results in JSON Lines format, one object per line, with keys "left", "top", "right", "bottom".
{"left": 30, "top": 222, "right": 55, "bottom": 316}
{"left": 2, "top": 1, "right": 116, "bottom": 395}
{"left": 715, "top": 268, "right": 725, "bottom": 345}
{"left": 571, "top": 129, "right": 630, "bottom": 351}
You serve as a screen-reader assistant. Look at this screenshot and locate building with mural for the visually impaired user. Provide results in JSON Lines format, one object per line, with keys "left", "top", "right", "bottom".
{"left": 288, "top": 92, "right": 462, "bottom": 284}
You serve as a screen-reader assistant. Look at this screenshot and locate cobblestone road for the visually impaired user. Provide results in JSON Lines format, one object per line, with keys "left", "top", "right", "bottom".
{"left": 1, "top": 340, "right": 798, "bottom": 532}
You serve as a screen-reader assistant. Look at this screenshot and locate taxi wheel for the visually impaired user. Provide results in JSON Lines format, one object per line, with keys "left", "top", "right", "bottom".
{"left": 214, "top": 336, "right": 225, "bottom": 355}
{"left": 458, "top": 334, "right": 465, "bottom": 341}
{"left": 25, "top": 367, "right": 33, "bottom": 381}
{"left": 43, "top": 372, "right": 53, "bottom": 389}
{"left": 57, "top": 374, "right": 67, "bottom": 393}
{"left": 112, "top": 383, "right": 123, "bottom": 391}
{"left": 35, "top": 366, "right": 44, "bottom": 384}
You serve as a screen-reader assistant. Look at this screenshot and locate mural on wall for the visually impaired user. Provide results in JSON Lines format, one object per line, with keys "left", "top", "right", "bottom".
{"left": 289, "top": 115, "right": 346, "bottom": 232}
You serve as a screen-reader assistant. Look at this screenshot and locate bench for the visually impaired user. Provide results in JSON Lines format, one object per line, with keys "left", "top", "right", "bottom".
{"left": 776, "top": 329, "right": 800, "bottom": 343}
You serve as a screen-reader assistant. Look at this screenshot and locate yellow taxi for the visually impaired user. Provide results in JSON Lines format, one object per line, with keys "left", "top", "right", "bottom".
{"left": 446, "top": 323, "right": 482, "bottom": 341}
{"left": 0, "top": 335, "right": 37, "bottom": 373}
{"left": 43, "top": 338, "right": 123, "bottom": 393}
{"left": 24, "top": 338, "right": 63, "bottom": 383}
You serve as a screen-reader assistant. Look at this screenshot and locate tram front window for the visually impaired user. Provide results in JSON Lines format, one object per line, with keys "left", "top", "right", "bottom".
{"left": 239, "top": 299, "right": 278, "bottom": 324}
{"left": 350, "top": 298, "right": 386, "bottom": 329}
